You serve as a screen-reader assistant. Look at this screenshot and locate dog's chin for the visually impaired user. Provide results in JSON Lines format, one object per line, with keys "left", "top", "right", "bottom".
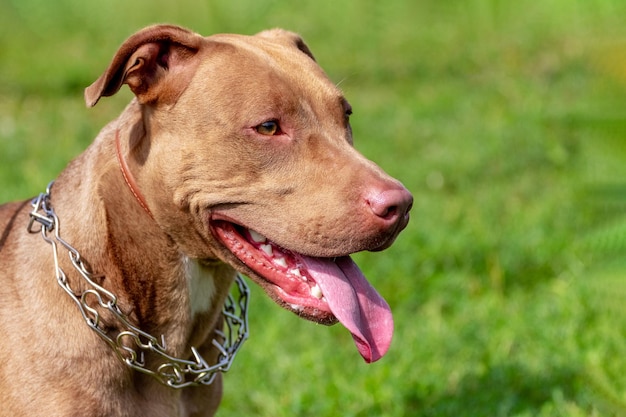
{"left": 209, "top": 219, "right": 339, "bottom": 325}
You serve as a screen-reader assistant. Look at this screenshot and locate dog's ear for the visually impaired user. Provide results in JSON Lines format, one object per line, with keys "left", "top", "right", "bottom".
{"left": 85, "top": 24, "right": 202, "bottom": 107}
{"left": 255, "top": 29, "right": 316, "bottom": 62}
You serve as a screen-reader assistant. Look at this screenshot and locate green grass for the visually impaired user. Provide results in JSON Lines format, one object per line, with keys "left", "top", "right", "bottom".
{"left": 2, "top": 0, "right": 626, "bottom": 415}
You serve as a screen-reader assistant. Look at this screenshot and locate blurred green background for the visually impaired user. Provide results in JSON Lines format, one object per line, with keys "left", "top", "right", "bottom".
{"left": 1, "top": 0, "right": 626, "bottom": 416}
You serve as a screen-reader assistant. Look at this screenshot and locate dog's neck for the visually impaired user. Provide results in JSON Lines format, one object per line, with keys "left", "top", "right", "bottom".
{"left": 48, "top": 122, "right": 236, "bottom": 358}
{"left": 28, "top": 180, "right": 249, "bottom": 388}
{"left": 29, "top": 120, "right": 248, "bottom": 388}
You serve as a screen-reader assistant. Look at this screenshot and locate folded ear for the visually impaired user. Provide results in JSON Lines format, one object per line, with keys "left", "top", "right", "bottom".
{"left": 85, "top": 24, "right": 203, "bottom": 107}
{"left": 255, "top": 28, "right": 316, "bottom": 62}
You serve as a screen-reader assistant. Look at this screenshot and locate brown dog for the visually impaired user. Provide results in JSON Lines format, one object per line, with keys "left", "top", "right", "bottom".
{"left": 0, "top": 25, "right": 412, "bottom": 416}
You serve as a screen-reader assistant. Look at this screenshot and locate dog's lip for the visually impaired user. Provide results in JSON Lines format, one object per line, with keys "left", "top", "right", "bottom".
{"left": 208, "top": 216, "right": 337, "bottom": 321}
{"left": 208, "top": 215, "right": 395, "bottom": 363}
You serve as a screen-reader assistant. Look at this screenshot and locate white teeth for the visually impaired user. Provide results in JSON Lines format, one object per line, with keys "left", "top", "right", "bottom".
{"left": 249, "top": 229, "right": 267, "bottom": 243}
{"left": 274, "top": 257, "right": 288, "bottom": 268}
{"left": 311, "top": 284, "right": 323, "bottom": 299}
{"left": 289, "top": 268, "right": 307, "bottom": 281}
{"left": 260, "top": 244, "right": 273, "bottom": 257}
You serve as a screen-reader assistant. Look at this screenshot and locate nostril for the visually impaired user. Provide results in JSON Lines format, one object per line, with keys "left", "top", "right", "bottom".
{"left": 378, "top": 204, "right": 398, "bottom": 220}
{"left": 367, "top": 195, "right": 392, "bottom": 219}
{"left": 366, "top": 188, "right": 412, "bottom": 222}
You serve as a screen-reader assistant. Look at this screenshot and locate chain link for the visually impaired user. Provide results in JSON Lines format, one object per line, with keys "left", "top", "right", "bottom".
{"left": 27, "top": 181, "right": 249, "bottom": 389}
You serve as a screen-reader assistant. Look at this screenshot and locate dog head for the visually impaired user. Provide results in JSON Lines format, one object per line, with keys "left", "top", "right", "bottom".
{"left": 85, "top": 24, "right": 413, "bottom": 363}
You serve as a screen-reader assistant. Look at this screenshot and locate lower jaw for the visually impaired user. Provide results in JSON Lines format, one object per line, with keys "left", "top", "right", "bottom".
{"left": 210, "top": 219, "right": 337, "bottom": 324}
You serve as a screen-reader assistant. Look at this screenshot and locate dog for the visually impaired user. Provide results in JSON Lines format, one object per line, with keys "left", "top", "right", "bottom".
{"left": 0, "top": 24, "right": 412, "bottom": 416}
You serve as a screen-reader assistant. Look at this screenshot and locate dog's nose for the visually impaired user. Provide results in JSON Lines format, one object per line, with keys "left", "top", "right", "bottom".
{"left": 366, "top": 185, "right": 413, "bottom": 226}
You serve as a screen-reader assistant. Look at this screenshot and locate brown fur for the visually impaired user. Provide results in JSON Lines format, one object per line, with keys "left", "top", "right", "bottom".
{"left": 0, "top": 25, "right": 412, "bottom": 416}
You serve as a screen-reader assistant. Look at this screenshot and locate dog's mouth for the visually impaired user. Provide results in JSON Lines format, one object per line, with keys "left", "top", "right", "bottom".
{"left": 210, "top": 219, "right": 393, "bottom": 363}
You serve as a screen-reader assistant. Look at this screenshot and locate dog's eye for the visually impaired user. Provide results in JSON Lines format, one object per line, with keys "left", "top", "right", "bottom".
{"left": 255, "top": 120, "right": 281, "bottom": 136}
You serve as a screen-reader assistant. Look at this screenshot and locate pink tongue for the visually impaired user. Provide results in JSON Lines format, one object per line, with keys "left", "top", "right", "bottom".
{"left": 297, "top": 255, "right": 394, "bottom": 363}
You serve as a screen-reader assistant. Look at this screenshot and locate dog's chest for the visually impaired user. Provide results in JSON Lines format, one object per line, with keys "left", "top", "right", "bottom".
{"left": 184, "top": 258, "right": 217, "bottom": 317}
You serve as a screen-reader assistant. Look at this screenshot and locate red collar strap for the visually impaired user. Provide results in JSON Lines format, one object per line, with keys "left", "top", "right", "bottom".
{"left": 115, "top": 130, "right": 155, "bottom": 220}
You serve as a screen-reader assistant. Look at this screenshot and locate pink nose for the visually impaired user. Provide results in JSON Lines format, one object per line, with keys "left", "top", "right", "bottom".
{"left": 366, "top": 186, "right": 413, "bottom": 226}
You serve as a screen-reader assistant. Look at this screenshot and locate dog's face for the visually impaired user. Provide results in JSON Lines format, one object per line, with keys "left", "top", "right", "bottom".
{"left": 86, "top": 25, "right": 412, "bottom": 363}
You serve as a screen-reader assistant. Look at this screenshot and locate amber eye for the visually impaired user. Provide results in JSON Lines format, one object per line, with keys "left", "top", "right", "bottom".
{"left": 255, "top": 120, "right": 281, "bottom": 136}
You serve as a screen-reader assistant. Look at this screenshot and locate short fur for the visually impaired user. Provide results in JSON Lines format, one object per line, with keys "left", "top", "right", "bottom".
{"left": 0, "top": 25, "right": 412, "bottom": 416}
